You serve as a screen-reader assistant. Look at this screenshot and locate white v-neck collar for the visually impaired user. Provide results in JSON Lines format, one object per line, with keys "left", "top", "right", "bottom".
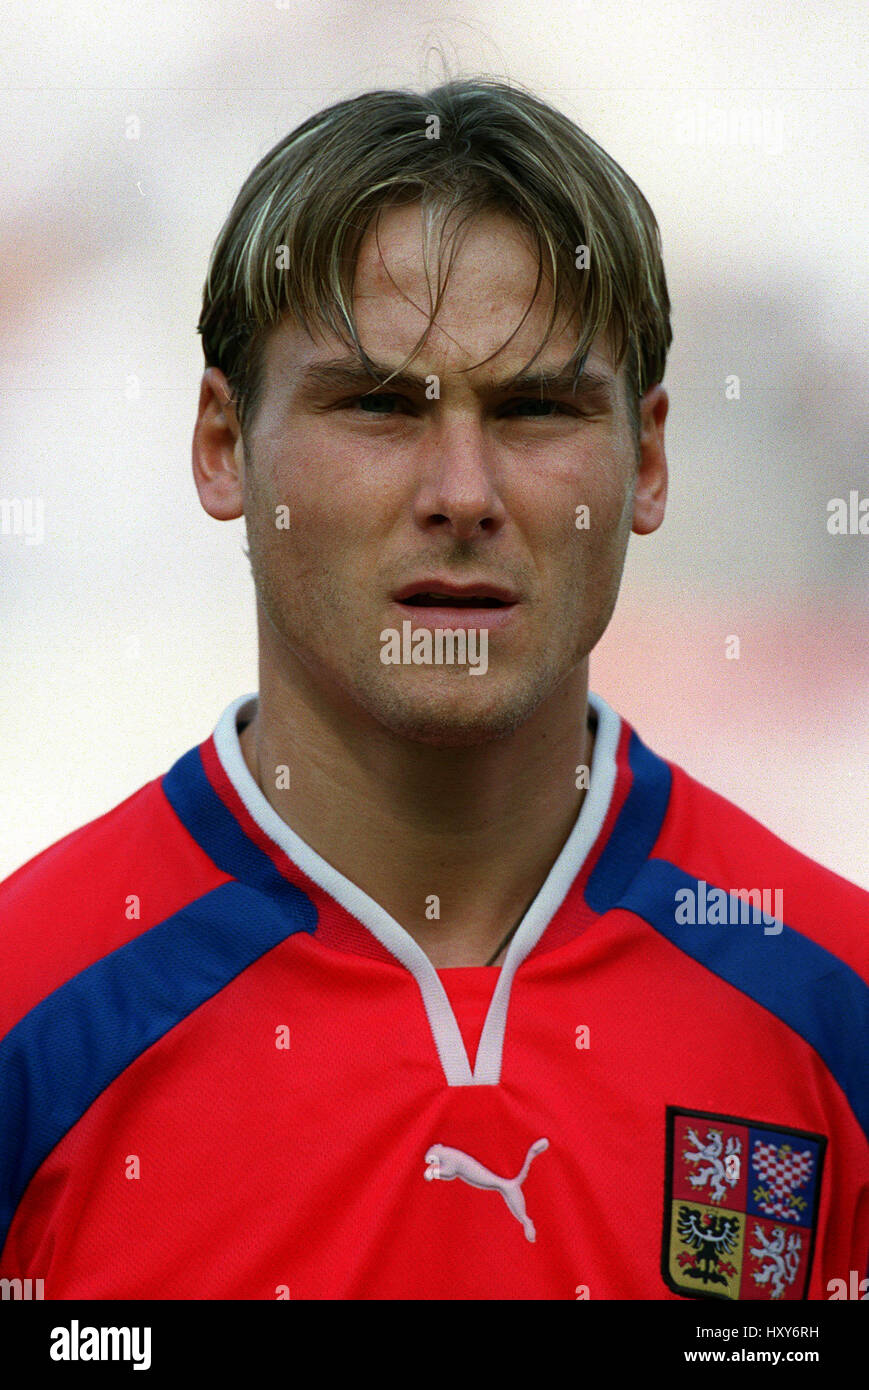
{"left": 213, "top": 689, "right": 621, "bottom": 1086}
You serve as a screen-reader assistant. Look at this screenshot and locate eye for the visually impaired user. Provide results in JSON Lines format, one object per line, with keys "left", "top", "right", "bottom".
{"left": 341, "top": 393, "right": 580, "bottom": 418}
{"left": 350, "top": 392, "right": 405, "bottom": 413}
{"left": 503, "top": 397, "right": 575, "bottom": 418}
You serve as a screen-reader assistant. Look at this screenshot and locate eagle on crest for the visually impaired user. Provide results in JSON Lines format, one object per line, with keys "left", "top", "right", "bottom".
{"left": 675, "top": 1206, "right": 741, "bottom": 1286}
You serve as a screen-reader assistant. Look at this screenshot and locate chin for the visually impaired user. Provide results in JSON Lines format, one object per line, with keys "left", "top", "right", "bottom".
{"left": 359, "top": 679, "right": 541, "bottom": 748}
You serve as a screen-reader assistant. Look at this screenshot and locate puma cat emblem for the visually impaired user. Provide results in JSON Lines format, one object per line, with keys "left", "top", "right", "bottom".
{"left": 424, "top": 1138, "right": 550, "bottom": 1241}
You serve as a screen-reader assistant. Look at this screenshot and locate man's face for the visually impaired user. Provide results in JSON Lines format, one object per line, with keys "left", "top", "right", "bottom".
{"left": 229, "top": 203, "right": 666, "bottom": 746}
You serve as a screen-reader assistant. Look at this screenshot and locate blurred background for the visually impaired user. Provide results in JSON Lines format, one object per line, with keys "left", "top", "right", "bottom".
{"left": 1, "top": 0, "right": 866, "bottom": 886}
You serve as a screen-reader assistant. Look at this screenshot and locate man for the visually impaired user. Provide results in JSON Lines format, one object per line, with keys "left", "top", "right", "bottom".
{"left": 0, "top": 78, "right": 866, "bottom": 1302}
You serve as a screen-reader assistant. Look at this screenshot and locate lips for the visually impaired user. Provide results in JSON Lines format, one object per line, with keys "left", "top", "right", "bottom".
{"left": 405, "top": 594, "right": 505, "bottom": 608}
{"left": 393, "top": 578, "right": 519, "bottom": 607}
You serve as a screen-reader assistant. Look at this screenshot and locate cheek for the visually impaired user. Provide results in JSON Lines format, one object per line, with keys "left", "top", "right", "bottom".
{"left": 259, "top": 423, "right": 403, "bottom": 538}
{"left": 582, "top": 444, "right": 636, "bottom": 546}
{"left": 580, "top": 440, "right": 635, "bottom": 519}
{"left": 580, "top": 491, "right": 634, "bottom": 591}
{"left": 534, "top": 448, "right": 634, "bottom": 561}
{"left": 245, "top": 447, "right": 354, "bottom": 575}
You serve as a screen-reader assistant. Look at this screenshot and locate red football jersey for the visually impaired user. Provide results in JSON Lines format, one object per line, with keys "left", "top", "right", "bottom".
{"left": 0, "top": 691, "right": 866, "bottom": 1299}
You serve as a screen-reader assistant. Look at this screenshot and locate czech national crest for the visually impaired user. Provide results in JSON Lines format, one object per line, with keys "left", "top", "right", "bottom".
{"left": 662, "top": 1107, "right": 826, "bottom": 1300}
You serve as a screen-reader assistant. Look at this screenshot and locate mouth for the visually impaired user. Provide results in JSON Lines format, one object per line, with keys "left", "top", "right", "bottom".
{"left": 393, "top": 592, "right": 519, "bottom": 631}
{"left": 390, "top": 579, "right": 521, "bottom": 632}
{"left": 398, "top": 593, "right": 511, "bottom": 608}
{"left": 393, "top": 578, "right": 520, "bottom": 610}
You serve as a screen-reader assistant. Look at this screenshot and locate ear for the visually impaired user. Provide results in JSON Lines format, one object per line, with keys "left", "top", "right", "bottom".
{"left": 192, "top": 367, "right": 246, "bottom": 520}
{"left": 631, "top": 383, "right": 668, "bottom": 536}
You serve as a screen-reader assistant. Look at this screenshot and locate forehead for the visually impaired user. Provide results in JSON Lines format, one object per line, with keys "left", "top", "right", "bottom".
{"left": 349, "top": 202, "right": 610, "bottom": 376}
{"left": 262, "top": 201, "right": 616, "bottom": 386}
{"left": 354, "top": 202, "right": 537, "bottom": 302}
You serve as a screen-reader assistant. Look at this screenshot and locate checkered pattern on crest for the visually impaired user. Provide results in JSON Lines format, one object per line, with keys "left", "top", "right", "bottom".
{"left": 751, "top": 1141, "right": 814, "bottom": 1220}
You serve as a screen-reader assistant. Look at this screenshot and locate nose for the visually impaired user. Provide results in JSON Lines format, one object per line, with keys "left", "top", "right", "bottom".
{"left": 411, "top": 421, "right": 507, "bottom": 540}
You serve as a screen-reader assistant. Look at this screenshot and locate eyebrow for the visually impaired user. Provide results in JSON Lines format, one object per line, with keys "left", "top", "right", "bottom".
{"left": 298, "top": 356, "right": 616, "bottom": 404}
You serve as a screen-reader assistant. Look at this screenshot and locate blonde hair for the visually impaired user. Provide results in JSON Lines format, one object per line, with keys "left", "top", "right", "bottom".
{"left": 197, "top": 77, "right": 672, "bottom": 436}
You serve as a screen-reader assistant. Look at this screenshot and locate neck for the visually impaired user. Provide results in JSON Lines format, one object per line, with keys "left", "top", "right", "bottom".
{"left": 239, "top": 628, "right": 595, "bottom": 968}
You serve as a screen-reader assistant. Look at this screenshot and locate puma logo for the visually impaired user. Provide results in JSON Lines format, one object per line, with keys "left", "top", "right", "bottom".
{"left": 424, "top": 1138, "right": 550, "bottom": 1242}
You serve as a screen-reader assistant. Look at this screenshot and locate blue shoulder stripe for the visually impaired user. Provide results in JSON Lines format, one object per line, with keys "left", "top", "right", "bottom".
{"left": 585, "top": 729, "right": 672, "bottom": 913}
{"left": 584, "top": 729, "right": 868, "bottom": 1140}
{"left": 0, "top": 878, "right": 316, "bottom": 1259}
{"left": 616, "top": 857, "right": 869, "bottom": 1141}
{"left": 162, "top": 744, "right": 304, "bottom": 900}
